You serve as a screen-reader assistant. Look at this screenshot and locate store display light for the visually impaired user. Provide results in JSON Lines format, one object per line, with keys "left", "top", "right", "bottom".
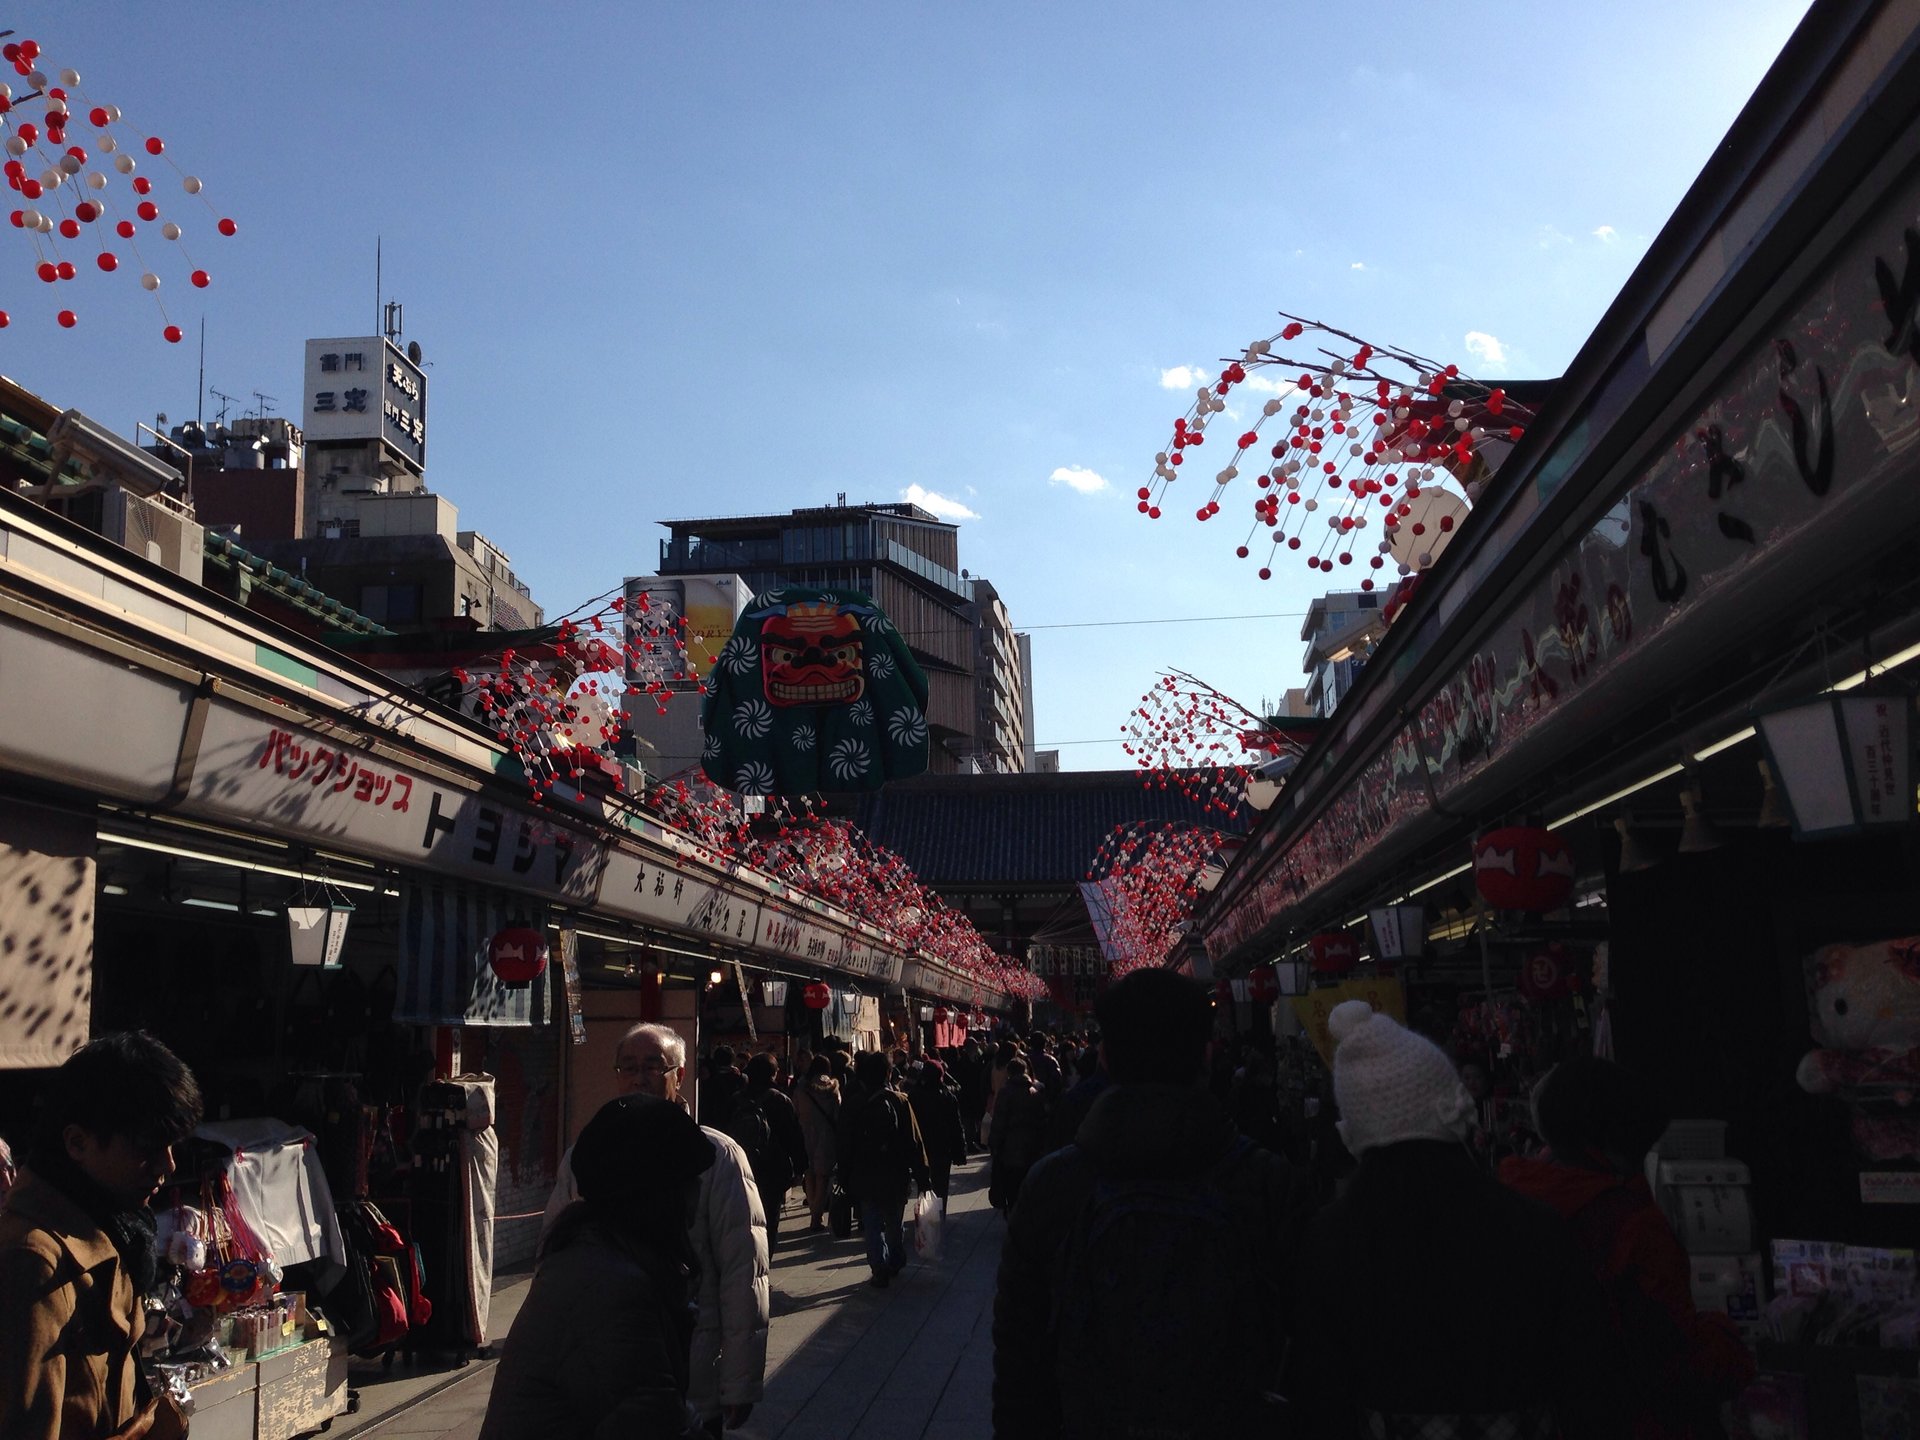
{"left": 1755, "top": 692, "right": 1913, "bottom": 840}
{"left": 286, "top": 882, "right": 353, "bottom": 969}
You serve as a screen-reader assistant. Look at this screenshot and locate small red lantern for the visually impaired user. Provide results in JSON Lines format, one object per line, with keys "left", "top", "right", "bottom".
{"left": 802, "top": 981, "right": 832, "bottom": 1010}
{"left": 1473, "top": 826, "right": 1574, "bottom": 912}
{"left": 1309, "top": 932, "right": 1359, "bottom": 977}
{"left": 488, "top": 925, "right": 548, "bottom": 986}
{"left": 1247, "top": 964, "right": 1280, "bottom": 1004}
{"left": 932, "top": 1006, "right": 950, "bottom": 1024}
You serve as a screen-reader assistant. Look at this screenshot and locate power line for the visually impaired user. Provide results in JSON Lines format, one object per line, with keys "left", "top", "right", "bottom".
{"left": 1020, "top": 610, "right": 1307, "bottom": 632}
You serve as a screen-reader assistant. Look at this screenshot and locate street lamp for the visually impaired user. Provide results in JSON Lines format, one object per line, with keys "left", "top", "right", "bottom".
{"left": 286, "top": 882, "right": 353, "bottom": 968}
{"left": 1756, "top": 693, "right": 1913, "bottom": 840}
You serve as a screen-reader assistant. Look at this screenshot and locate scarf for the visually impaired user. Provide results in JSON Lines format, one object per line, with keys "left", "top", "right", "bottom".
{"left": 29, "top": 1146, "right": 163, "bottom": 1293}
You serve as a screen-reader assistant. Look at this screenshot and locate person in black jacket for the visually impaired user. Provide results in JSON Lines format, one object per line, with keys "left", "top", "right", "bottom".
{"left": 733, "top": 1054, "right": 809, "bottom": 1251}
{"left": 906, "top": 1059, "right": 969, "bottom": 1208}
{"left": 835, "top": 1051, "right": 930, "bottom": 1289}
{"left": 992, "top": 971, "right": 1314, "bottom": 1440}
{"left": 1284, "top": 1001, "right": 1627, "bottom": 1439}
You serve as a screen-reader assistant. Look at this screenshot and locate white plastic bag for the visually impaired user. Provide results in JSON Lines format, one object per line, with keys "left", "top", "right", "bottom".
{"left": 912, "top": 1189, "right": 943, "bottom": 1261}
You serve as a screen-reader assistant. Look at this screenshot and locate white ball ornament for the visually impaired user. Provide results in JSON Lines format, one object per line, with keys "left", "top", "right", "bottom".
{"left": 141, "top": 272, "right": 160, "bottom": 291}
{"left": 114, "top": 155, "right": 135, "bottom": 174}
{"left": 182, "top": 176, "right": 202, "bottom": 195}
{"left": 98, "top": 134, "right": 117, "bottom": 153}
{"left": 161, "top": 221, "right": 181, "bottom": 240}
{"left": 59, "top": 69, "right": 80, "bottom": 86}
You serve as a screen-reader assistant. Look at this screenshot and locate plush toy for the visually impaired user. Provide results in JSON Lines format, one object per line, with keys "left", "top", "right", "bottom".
{"left": 1795, "top": 936, "right": 1920, "bottom": 1160}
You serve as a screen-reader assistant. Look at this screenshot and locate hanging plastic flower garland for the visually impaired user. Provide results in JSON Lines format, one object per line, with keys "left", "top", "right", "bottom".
{"left": 1, "top": 36, "right": 237, "bottom": 340}
{"left": 1139, "top": 313, "right": 1538, "bottom": 588}
{"left": 1086, "top": 821, "right": 1233, "bottom": 976}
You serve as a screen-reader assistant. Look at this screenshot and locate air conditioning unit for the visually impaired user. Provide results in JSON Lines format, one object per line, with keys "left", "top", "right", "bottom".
{"left": 106, "top": 489, "right": 205, "bottom": 584}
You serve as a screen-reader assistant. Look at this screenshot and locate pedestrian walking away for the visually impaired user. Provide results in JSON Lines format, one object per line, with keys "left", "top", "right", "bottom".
{"left": 992, "top": 972, "right": 1314, "bottom": 1440}
{"left": 793, "top": 1054, "right": 841, "bottom": 1231}
{"left": 730, "top": 1052, "right": 809, "bottom": 1251}
{"left": 986, "top": 1055, "right": 1048, "bottom": 1213}
{"left": 907, "top": 1057, "right": 969, "bottom": 1206}
{"left": 481, "top": 1095, "right": 714, "bottom": 1440}
{"left": 835, "top": 1049, "right": 931, "bottom": 1288}
{"left": 541, "top": 1021, "right": 769, "bottom": 1434}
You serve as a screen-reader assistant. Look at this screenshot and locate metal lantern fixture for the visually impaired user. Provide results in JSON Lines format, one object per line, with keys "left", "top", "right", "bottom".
{"left": 761, "top": 979, "right": 788, "bottom": 1007}
{"left": 1756, "top": 692, "right": 1913, "bottom": 840}
{"left": 286, "top": 883, "right": 353, "bottom": 969}
{"left": 1368, "top": 905, "right": 1426, "bottom": 963}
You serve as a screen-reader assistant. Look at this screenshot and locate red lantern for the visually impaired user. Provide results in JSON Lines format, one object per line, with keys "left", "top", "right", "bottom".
{"left": 1247, "top": 964, "right": 1280, "bottom": 1004}
{"left": 932, "top": 1006, "right": 950, "bottom": 1024}
{"left": 1309, "top": 932, "right": 1359, "bottom": 977}
{"left": 802, "top": 981, "right": 831, "bottom": 1010}
{"left": 487, "top": 925, "right": 548, "bottom": 985}
{"left": 1473, "top": 826, "right": 1574, "bottom": 912}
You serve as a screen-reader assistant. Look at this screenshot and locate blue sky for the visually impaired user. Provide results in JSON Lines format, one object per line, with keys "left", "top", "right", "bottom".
{"left": 10, "top": 1, "right": 1810, "bottom": 768}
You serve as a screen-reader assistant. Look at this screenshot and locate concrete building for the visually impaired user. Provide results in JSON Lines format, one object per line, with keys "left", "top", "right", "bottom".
{"left": 656, "top": 501, "right": 989, "bottom": 773}
{"left": 970, "top": 578, "right": 1025, "bottom": 773}
{"left": 1300, "top": 589, "right": 1388, "bottom": 717}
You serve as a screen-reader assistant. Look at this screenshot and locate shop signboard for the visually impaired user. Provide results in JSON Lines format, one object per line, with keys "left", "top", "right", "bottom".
{"left": 755, "top": 905, "right": 906, "bottom": 985}
{"left": 597, "top": 847, "right": 762, "bottom": 946}
{"left": 180, "top": 700, "right": 606, "bottom": 902}
{"left": 1289, "top": 975, "right": 1407, "bottom": 1068}
{"left": 301, "top": 337, "right": 427, "bottom": 473}
{"left": 903, "top": 958, "right": 981, "bottom": 1005}
{"left": 1209, "top": 158, "right": 1920, "bottom": 962}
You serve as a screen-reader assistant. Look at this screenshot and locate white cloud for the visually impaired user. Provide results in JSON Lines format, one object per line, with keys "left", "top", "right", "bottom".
{"left": 1463, "top": 331, "right": 1508, "bottom": 368}
{"left": 902, "top": 483, "right": 980, "bottom": 520}
{"left": 1593, "top": 224, "right": 1618, "bottom": 243}
{"left": 1049, "top": 465, "right": 1109, "bottom": 495}
{"left": 1350, "top": 261, "right": 1367, "bottom": 271}
{"left": 1242, "top": 374, "right": 1298, "bottom": 397}
{"left": 1537, "top": 224, "right": 1574, "bottom": 248}
{"left": 1159, "top": 365, "right": 1211, "bottom": 390}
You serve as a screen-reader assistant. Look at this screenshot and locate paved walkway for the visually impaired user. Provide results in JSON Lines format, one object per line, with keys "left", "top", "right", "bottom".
{"left": 333, "top": 1153, "right": 1002, "bottom": 1440}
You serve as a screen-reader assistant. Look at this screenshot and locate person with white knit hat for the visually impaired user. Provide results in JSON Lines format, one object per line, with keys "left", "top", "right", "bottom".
{"left": 1284, "top": 1003, "right": 1629, "bottom": 1440}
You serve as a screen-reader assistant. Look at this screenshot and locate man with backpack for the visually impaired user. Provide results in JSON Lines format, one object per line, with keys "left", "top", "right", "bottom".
{"left": 835, "top": 1051, "right": 931, "bottom": 1289}
{"left": 992, "top": 971, "right": 1314, "bottom": 1440}
{"left": 728, "top": 1055, "right": 808, "bottom": 1251}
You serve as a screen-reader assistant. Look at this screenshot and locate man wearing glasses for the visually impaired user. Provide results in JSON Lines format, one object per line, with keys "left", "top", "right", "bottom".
{"left": 543, "top": 1023, "right": 770, "bottom": 1436}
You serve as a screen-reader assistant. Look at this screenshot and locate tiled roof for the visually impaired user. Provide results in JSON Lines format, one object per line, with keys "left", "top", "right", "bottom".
{"left": 834, "top": 770, "right": 1247, "bottom": 889}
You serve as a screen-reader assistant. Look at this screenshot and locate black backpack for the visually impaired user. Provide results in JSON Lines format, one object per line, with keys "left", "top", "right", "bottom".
{"left": 725, "top": 1093, "right": 774, "bottom": 1179}
{"left": 1048, "top": 1136, "right": 1279, "bottom": 1438}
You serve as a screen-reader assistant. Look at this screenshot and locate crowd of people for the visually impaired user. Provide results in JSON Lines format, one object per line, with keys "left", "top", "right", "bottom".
{"left": 0, "top": 990, "right": 1754, "bottom": 1440}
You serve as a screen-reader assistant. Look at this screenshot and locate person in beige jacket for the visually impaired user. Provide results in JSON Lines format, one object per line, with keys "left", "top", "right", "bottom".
{"left": 0, "top": 1033, "right": 202, "bottom": 1440}
{"left": 543, "top": 1023, "right": 769, "bottom": 1433}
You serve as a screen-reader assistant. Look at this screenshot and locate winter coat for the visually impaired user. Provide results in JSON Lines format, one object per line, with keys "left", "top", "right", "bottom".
{"left": 908, "top": 1079, "right": 970, "bottom": 1168}
{"left": 479, "top": 1218, "right": 699, "bottom": 1440}
{"left": 0, "top": 1173, "right": 186, "bottom": 1440}
{"left": 992, "top": 1084, "right": 1315, "bottom": 1440}
{"left": 1499, "top": 1155, "right": 1756, "bottom": 1439}
{"left": 737, "top": 1082, "right": 809, "bottom": 1195}
{"left": 989, "top": 1080, "right": 1050, "bottom": 1176}
{"left": 1286, "top": 1140, "right": 1629, "bottom": 1439}
{"left": 835, "top": 1084, "right": 930, "bottom": 1200}
{"left": 542, "top": 1126, "right": 769, "bottom": 1423}
{"left": 795, "top": 1077, "right": 841, "bottom": 1176}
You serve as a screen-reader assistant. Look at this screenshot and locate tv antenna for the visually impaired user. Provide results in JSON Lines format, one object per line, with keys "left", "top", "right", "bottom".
{"left": 208, "top": 388, "right": 237, "bottom": 426}
{"left": 251, "top": 390, "right": 279, "bottom": 421}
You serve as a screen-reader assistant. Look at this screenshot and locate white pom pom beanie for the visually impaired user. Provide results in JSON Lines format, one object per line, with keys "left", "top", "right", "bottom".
{"left": 1327, "top": 999, "right": 1476, "bottom": 1156}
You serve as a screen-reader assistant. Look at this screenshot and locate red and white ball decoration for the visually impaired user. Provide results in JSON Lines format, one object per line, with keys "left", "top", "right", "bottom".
{"left": 1085, "top": 821, "right": 1239, "bottom": 977}
{"left": 1121, "top": 668, "right": 1312, "bottom": 815}
{"left": 1139, "top": 314, "right": 1536, "bottom": 587}
{"left": 1, "top": 37, "right": 237, "bottom": 340}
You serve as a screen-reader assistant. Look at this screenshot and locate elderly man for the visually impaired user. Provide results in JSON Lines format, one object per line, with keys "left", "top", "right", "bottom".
{"left": 544, "top": 1023, "right": 769, "bottom": 1435}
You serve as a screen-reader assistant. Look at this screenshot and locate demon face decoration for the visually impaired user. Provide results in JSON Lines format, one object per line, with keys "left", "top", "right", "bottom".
{"left": 701, "top": 587, "right": 930, "bottom": 796}
{"left": 762, "top": 604, "right": 866, "bottom": 707}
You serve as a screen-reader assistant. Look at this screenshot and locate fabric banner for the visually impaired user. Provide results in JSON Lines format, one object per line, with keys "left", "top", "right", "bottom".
{"left": 1290, "top": 976, "right": 1408, "bottom": 1068}
{"left": 0, "top": 803, "right": 96, "bottom": 1069}
{"left": 397, "top": 882, "right": 549, "bottom": 1027}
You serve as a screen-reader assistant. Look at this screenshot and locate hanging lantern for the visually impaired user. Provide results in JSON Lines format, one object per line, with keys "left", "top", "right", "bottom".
{"left": 760, "top": 979, "right": 788, "bottom": 1007}
{"left": 932, "top": 1006, "right": 951, "bottom": 1024}
{"left": 802, "top": 981, "right": 832, "bottom": 1010}
{"left": 1308, "top": 932, "right": 1359, "bottom": 978}
{"left": 488, "top": 924, "right": 548, "bottom": 986}
{"left": 1247, "top": 964, "right": 1280, "bottom": 1004}
{"left": 1472, "top": 826, "right": 1574, "bottom": 912}
{"left": 1368, "top": 905, "right": 1427, "bottom": 963}
{"left": 1756, "top": 692, "right": 1913, "bottom": 840}
{"left": 286, "top": 884, "right": 353, "bottom": 969}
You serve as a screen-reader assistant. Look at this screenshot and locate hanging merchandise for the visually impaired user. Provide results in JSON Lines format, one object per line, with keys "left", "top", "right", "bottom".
{"left": 1795, "top": 935, "right": 1920, "bottom": 1162}
{"left": 1472, "top": 825, "right": 1575, "bottom": 912}
{"left": 700, "top": 587, "right": 930, "bottom": 795}
{"left": 1517, "top": 944, "right": 1583, "bottom": 1003}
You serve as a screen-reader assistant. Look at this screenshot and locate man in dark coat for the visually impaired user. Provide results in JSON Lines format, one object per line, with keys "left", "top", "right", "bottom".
{"left": 905, "top": 1059, "right": 969, "bottom": 1207}
{"left": 1285, "top": 1001, "right": 1628, "bottom": 1438}
{"left": 992, "top": 971, "right": 1313, "bottom": 1440}
{"left": 835, "top": 1051, "right": 930, "bottom": 1288}
{"left": 733, "top": 1054, "right": 809, "bottom": 1251}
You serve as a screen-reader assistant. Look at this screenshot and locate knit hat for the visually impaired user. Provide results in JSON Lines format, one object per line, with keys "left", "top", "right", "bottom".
{"left": 1327, "top": 1000, "right": 1476, "bottom": 1155}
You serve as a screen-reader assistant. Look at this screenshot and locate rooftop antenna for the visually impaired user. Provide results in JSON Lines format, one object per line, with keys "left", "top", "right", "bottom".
{"left": 208, "top": 388, "right": 236, "bottom": 427}
{"left": 197, "top": 320, "right": 206, "bottom": 427}
{"left": 383, "top": 299, "right": 404, "bottom": 341}
{"left": 251, "top": 390, "right": 278, "bottom": 421}
{"left": 375, "top": 235, "right": 381, "bottom": 338}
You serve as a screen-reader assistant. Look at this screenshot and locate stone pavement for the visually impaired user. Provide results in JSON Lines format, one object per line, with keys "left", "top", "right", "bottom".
{"left": 332, "top": 1152, "right": 1002, "bottom": 1440}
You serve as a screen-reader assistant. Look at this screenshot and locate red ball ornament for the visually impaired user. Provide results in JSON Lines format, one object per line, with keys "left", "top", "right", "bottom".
{"left": 19, "top": 178, "right": 41, "bottom": 199}
{"left": 1257, "top": 567, "right": 1272, "bottom": 580}
{"left": 89, "top": 106, "right": 109, "bottom": 127}
{"left": 1472, "top": 826, "right": 1574, "bottom": 913}
{"left": 6, "top": 210, "right": 20, "bottom": 227}
{"left": 35, "top": 261, "right": 56, "bottom": 283}
{"left": 217, "top": 217, "right": 237, "bottom": 237}
{"left": 55, "top": 260, "right": 74, "bottom": 279}
{"left": 0, "top": 311, "right": 9, "bottom": 328}
{"left": 116, "top": 220, "right": 135, "bottom": 238}
{"left": 56, "top": 310, "right": 76, "bottom": 328}
{"left": 136, "top": 200, "right": 158, "bottom": 221}
{"left": 95, "top": 251, "right": 116, "bottom": 271}
{"left": 145, "top": 136, "right": 165, "bottom": 155}
{"left": 190, "top": 269, "right": 209, "bottom": 288}
{"left": 132, "top": 175, "right": 152, "bottom": 195}
{"left": 1235, "top": 545, "right": 1249, "bottom": 558}
{"left": 164, "top": 324, "right": 183, "bottom": 343}
{"left": 17, "top": 122, "right": 35, "bottom": 145}
{"left": 58, "top": 218, "right": 78, "bottom": 238}
{"left": 74, "top": 201, "right": 97, "bottom": 222}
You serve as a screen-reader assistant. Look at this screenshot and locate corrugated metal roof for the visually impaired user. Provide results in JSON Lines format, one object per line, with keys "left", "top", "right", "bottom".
{"left": 835, "top": 770, "right": 1247, "bottom": 888}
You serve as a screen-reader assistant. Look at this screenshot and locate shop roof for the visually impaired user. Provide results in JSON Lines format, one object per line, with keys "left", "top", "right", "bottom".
{"left": 834, "top": 770, "right": 1247, "bottom": 889}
